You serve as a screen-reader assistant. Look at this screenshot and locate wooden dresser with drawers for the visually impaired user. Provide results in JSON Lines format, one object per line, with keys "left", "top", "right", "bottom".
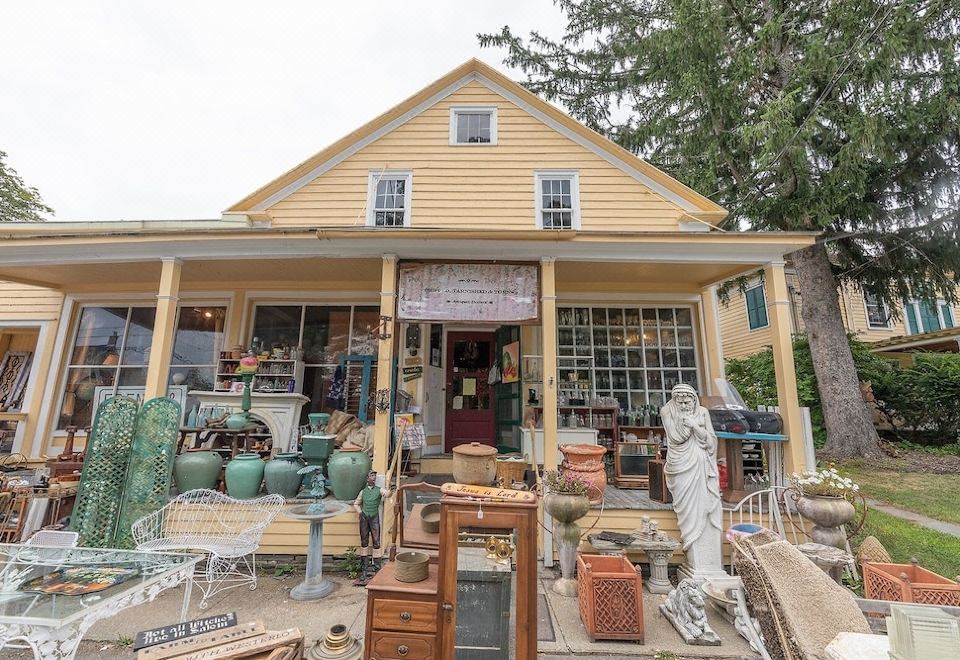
{"left": 363, "top": 560, "right": 440, "bottom": 660}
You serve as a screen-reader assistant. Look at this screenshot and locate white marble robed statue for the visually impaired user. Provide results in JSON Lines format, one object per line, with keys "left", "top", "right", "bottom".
{"left": 661, "top": 383, "right": 726, "bottom": 580}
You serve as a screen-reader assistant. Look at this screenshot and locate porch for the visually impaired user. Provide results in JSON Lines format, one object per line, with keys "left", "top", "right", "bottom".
{"left": 0, "top": 226, "right": 814, "bottom": 560}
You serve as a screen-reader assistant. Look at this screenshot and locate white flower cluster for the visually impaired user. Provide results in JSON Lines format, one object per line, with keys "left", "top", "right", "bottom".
{"left": 790, "top": 467, "right": 859, "bottom": 496}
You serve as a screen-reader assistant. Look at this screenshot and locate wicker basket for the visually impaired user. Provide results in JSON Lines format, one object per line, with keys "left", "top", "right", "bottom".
{"left": 576, "top": 553, "right": 644, "bottom": 642}
{"left": 496, "top": 456, "right": 527, "bottom": 486}
{"left": 395, "top": 551, "right": 430, "bottom": 583}
{"left": 863, "top": 561, "right": 960, "bottom": 607}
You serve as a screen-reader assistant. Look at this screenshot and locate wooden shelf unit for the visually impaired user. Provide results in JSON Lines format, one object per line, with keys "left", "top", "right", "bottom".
{"left": 214, "top": 358, "right": 304, "bottom": 394}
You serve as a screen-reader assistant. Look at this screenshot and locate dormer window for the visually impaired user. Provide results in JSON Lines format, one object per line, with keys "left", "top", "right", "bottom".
{"left": 449, "top": 106, "right": 497, "bottom": 145}
{"left": 535, "top": 171, "right": 581, "bottom": 229}
{"left": 367, "top": 170, "right": 412, "bottom": 227}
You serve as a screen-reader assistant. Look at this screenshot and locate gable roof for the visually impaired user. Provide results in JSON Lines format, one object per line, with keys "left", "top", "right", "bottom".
{"left": 226, "top": 58, "right": 727, "bottom": 222}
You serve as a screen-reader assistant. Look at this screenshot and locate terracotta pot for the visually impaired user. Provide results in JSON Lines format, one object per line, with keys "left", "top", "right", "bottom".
{"left": 452, "top": 442, "right": 498, "bottom": 485}
{"left": 561, "top": 459, "right": 607, "bottom": 504}
{"left": 796, "top": 494, "right": 856, "bottom": 549}
{"left": 327, "top": 447, "right": 371, "bottom": 501}
{"left": 559, "top": 443, "right": 607, "bottom": 465}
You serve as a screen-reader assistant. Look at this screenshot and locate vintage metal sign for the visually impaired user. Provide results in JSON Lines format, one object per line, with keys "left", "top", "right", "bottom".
{"left": 397, "top": 263, "right": 539, "bottom": 322}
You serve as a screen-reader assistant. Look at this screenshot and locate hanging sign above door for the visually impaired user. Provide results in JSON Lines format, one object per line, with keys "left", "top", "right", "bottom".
{"left": 398, "top": 263, "right": 539, "bottom": 322}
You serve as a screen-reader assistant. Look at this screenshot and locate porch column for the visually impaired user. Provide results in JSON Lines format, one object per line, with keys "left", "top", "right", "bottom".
{"left": 764, "top": 261, "right": 806, "bottom": 475}
{"left": 699, "top": 285, "right": 725, "bottom": 396}
{"left": 143, "top": 258, "right": 182, "bottom": 400}
{"left": 540, "top": 258, "right": 559, "bottom": 473}
{"left": 372, "top": 254, "right": 398, "bottom": 474}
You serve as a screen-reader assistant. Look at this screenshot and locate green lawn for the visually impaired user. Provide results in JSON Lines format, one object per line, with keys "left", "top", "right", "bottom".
{"left": 840, "top": 461, "right": 960, "bottom": 525}
{"left": 852, "top": 508, "right": 960, "bottom": 580}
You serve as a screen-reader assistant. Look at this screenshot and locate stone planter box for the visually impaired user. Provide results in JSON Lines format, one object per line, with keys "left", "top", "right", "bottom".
{"left": 576, "top": 553, "right": 645, "bottom": 642}
{"left": 863, "top": 561, "right": 960, "bottom": 607}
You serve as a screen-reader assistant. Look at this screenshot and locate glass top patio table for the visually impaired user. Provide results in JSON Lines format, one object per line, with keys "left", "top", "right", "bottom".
{"left": 0, "top": 543, "right": 201, "bottom": 629}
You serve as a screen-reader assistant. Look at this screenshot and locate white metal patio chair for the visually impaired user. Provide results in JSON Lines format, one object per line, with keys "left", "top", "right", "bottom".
{"left": 131, "top": 488, "right": 284, "bottom": 608}
{"left": 24, "top": 529, "right": 79, "bottom": 547}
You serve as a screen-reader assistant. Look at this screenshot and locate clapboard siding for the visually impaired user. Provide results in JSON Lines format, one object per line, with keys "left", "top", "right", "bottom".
{"left": 268, "top": 82, "right": 684, "bottom": 232}
{"left": 718, "top": 288, "right": 773, "bottom": 359}
{"left": 0, "top": 281, "right": 63, "bottom": 321}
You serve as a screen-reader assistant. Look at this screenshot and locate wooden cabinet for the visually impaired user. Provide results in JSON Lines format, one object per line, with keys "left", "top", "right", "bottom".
{"left": 214, "top": 358, "right": 303, "bottom": 393}
{"left": 364, "top": 562, "right": 440, "bottom": 660}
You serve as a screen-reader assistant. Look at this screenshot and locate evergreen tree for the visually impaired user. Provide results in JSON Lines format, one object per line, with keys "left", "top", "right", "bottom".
{"left": 481, "top": 0, "right": 960, "bottom": 458}
{"left": 0, "top": 150, "right": 51, "bottom": 222}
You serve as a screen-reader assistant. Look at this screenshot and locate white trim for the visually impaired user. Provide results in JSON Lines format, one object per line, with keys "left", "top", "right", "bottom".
{"left": 861, "top": 290, "right": 892, "bottom": 331}
{"left": 248, "top": 70, "right": 700, "bottom": 214}
{"left": 366, "top": 170, "right": 413, "bottom": 228}
{"left": 38, "top": 295, "right": 77, "bottom": 445}
{"left": 448, "top": 105, "right": 498, "bottom": 146}
{"left": 0, "top": 320, "right": 51, "bottom": 454}
{"left": 534, "top": 170, "right": 581, "bottom": 230}
{"left": 745, "top": 283, "right": 770, "bottom": 331}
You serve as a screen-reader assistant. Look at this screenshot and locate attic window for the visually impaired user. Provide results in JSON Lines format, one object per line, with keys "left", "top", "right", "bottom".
{"left": 367, "top": 171, "right": 412, "bottom": 228}
{"left": 449, "top": 106, "right": 497, "bottom": 145}
{"left": 535, "top": 171, "right": 581, "bottom": 230}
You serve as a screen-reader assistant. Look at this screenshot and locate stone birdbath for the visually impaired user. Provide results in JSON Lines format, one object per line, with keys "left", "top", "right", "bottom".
{"left": 284, "top": 499, "right": 349, "bottom": 600}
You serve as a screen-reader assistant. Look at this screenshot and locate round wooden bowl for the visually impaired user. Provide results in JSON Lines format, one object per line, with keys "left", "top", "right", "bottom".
{"left": 394, "top": 551, "right": 430, "bottom": 583}
{"left": 420, "top": 502, "right": 441, "bottom": 534}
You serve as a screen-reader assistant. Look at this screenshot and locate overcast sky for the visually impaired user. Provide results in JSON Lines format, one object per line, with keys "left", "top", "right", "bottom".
{"left": 1, "top": 2, "right": 565, "bottom": 221}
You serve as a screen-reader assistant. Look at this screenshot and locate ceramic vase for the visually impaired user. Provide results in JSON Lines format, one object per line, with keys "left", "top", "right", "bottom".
{"left": 225, "top": 452, "right": 265, "bottom": 499}
{"left": 327, "top": 448, "right": 371, "bottom": 501}
{"left": 795, "top": 494, "right": 856, "bottom": 549}
{"left": 451, "top": 442, "right": 498, "bottom": 485}
{"left": 173, "top": 450, "right": 223, "bottom": 493}
{"left": 560, "top": 444, "right": 608, "bottom": 503}
{"left": 264, "top": 453, "right": 304, "bottom": 499}
{"left": 544, "top": 492, "right": 591, "bottom": 597}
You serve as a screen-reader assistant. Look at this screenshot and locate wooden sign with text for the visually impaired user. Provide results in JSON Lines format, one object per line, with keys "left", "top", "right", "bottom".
{"left": 134, "top": 613, "right": 238, "bottom": 650}
{"left": 137, "top": 621, "right": 262, "bottom": 660}
{"left": 172, "top": 627, "right": 302, "bottom": 660}
{"left": 441, "top": 482, "right": 538, "bottom": 503}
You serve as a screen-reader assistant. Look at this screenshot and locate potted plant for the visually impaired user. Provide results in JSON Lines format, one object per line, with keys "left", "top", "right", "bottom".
{"left": 543, "top": 470, "right": 592, "bottom": 596}
{"left": 791, "top": 467, "right": 860, "bottom": 549}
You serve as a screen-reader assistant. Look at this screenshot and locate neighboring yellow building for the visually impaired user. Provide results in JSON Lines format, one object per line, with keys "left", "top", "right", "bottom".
{"left": 718, "top": 268, "right": 960, "bottom": 360}
{"left": 0, "top": 59, "right": 815, "bottom": 555}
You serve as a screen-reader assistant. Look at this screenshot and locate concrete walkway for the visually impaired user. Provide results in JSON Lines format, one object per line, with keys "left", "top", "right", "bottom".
{"left": 4, "top": 567, "right": 758, "bottom": 659}
{"left": 865, "top": 498, "right": 960, "bottom": 537}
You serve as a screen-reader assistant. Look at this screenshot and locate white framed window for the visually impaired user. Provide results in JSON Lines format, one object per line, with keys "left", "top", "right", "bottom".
{"left": 904, "top": 299, "right": 955, "bottom": 335}
{"left": 448, "top": 106, "right": 497, "bottom": 145}
{"left": 535, "top": 171, "right": 581, "bottom": 230}
{"left": 366, "top": 170, "right": 412, "bottom": 227}
{"left": 862, "top": 291, "right": 891, "bottom": 329}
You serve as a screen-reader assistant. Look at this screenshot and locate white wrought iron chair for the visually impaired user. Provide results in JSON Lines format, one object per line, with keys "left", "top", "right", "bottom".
{"left": 131, "top": 488, "right": 284, "bottom": 608}
{"left": 24, "top": 529, "right": 79, "bottom": 547}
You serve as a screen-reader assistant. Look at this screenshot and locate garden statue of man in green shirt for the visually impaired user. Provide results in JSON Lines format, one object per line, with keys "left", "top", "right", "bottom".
{"left": 353, "top": 471, "right": 391, "bottom": 584}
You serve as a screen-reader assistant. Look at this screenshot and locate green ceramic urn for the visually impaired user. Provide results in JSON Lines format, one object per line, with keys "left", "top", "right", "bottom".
{"left": 225, "top": 453, "right": 265, "bottom": 499}
{"left": 264, "top": 453, "right": 304, "bottom": 499}
{"left": 327, "top": 447, "right": 371, "bottom": 501}
{"left": 173, "top": 450, "right": 223, "bottom": 493}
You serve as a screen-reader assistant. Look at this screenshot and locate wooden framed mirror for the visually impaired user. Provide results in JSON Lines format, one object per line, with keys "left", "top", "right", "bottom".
{"left": 392, "top": 482, "right": 443, "bottom": 552}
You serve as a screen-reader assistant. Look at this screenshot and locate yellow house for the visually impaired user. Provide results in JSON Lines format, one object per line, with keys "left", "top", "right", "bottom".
{"left": 718, "top": 268, "right": 960, "bottom": 360}
{"left": 0, "top": 59, "right": 814, "bottom": 556}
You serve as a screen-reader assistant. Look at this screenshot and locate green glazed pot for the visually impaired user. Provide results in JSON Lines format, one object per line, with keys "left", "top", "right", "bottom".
{"left": 225, "top": 453, "right": 265, "bottom": 499}
{"left": 264, "top": 453, "right": 304, "bottom": 499}
{"left": 173, "top": 450, "right": 223, "bottom": 493}
{"left": 327, "top": 448, "right": 371, "bottom": 501}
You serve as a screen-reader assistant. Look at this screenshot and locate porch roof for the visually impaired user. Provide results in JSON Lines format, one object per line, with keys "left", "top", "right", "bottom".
{"left": 0, "top": 222, "right": 815, "bottom": 290}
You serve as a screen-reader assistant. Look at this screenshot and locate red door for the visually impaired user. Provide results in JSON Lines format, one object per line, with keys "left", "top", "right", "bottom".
{"left": 444, "top": 332, "right": 495, "bottom": 452}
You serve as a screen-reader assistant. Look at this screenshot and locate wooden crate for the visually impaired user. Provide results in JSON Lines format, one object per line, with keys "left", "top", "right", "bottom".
{"left": 863, "top": 562, "right": 960, "bottom": 607}
{"left": 576, "top": 553, "right": 644, "bottom": 642}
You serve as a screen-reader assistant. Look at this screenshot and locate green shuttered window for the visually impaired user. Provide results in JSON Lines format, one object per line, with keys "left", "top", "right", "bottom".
{"left": 745, "top": 285, "right": 768, "bottom": 330}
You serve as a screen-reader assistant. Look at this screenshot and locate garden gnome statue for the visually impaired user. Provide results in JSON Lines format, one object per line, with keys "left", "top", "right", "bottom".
{"left": 353, "top": 471, "right": 391, "bottom": 584}
{"left": 661, "top": 383, "right": 726, "bottom": 581}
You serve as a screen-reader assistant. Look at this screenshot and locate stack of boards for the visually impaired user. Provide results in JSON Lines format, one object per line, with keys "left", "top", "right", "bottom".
{"left": 136, "top": 622, "right": 304, "bottom": 660}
